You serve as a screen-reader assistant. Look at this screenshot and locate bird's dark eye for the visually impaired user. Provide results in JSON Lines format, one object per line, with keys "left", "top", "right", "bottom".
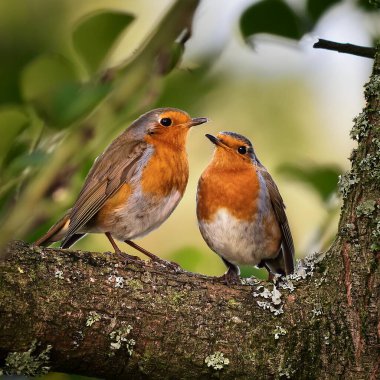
{"left": 160, "top": 117, "right": 172, "bottom": 127}
{"left": 238, "top": 146, "right": 247, "bottom": 154}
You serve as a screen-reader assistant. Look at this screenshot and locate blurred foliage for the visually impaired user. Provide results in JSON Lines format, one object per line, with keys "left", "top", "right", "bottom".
{"left": 278, "top": 163, "right": 341, "bottom": 204}
{"left": 277, "top": 163, "right": 342, "bottom": 253}
{"left": 307, "top": 0, "right": 341, "bottom": 23}
{"left": 240, "top": 0, "right": 379, "bottom": 43}
{"left": 358, "top": 0, "right": 380, "bottom": 11}
{"left": 240, "top": 0, "right": 304, "bottom": 40}
{"left": 72, "top": 11, "right": 135, "bottom": 75}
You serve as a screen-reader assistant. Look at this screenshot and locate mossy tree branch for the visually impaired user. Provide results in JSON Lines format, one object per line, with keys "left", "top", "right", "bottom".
{"left": 0, "top": 49, "right": 379, "bottom": 380}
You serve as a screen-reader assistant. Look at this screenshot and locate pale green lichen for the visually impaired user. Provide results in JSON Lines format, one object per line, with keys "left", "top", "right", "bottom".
{"left": 86, "top": 311, "right": 101, "bottom": 327}
{"left": 365, "top": 74, "right": 380, "bottom": 97}
{"left": 253, "top": 253, "right": 321, "bottom": 314}
{"left": 227, "top": 298, "right": 241, "bottom": 308}
{"left": 359, "top": 153, "right": 380, "bottom": 180}
{"left": 127, "top": 278, "right": 143, "bottom": 291}
{"left": 371, "top": 220, "right": 380, "bottom": 252}
{"left": 205, "top": 351, "right": 230, "bottom": 370}
{"left": 253, "top": 284, "right": 283, "bottom": 315}
{"left": 338, "top": 171, "right": 359, "bottom": 199}
{"left": 273, "top": 325, "right": 287, "bottom": 340}
{"left": 54, "top": 269, "right": 64, "bottom": 279}
{"left": 312, "top": 305, "right": 323, "bottom": 317}
{"left": 108, "top": 274, "right": 125, "bottom": 288}
{"left": 351, "top": 112, "right": 370, "bottom": 141}
{"left": 109, "top": 324, "right": 135, "bottom": 356}
{"left": 114, "top": 276, "right": 124, "bottom": 288}
{"left": 141, "top": 271, "right": 153, "bottom": 283}
{"left": 244, "top": 351, "right": 256, "bottom": 364}
{"left": 279, "top": 363, "right": 295, "bottom": 379}
{"left": 277, "top": 252, "right": 323, "bottom": 295}
{"left": 342, "top": 223, "right": 356, "bottom": 235}
{"left": 1, "top": 340, "right": 52, "bottom": 376}
{"left": 356, "top": 200, "right": 377, "bottom": 217}
{"left": 171, "top": 291, "right": 185, "bottom": 305}
{"left": 373, "top": 137, "right": 380, "bottom": 151}
{"left": 324, "top": 332, "right": 331, "bottom": 345}
{"left": 230, "top": 316, "right": 242, "bottom": 324}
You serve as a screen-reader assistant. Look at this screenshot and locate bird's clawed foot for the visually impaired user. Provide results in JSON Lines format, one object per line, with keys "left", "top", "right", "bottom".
{"left": 105, "top": 232, "right": 140, "bottom": 264}
{"left": 149, "top": 255, "right": 182, "bottom": 272}
{"left": 217, "top": 260, "right": 241, "bottom": 285}
{"left": 115, "top": 249, "right": 141, "bottom": 264}
{"left": 124, "top": 240, "right": 182, "bottom": 272}
{"left": 217, "top": 268, "right": 241, "bottom": 285}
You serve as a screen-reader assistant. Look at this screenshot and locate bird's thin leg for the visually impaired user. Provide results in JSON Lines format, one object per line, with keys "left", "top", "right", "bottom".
{"left": 105, "top": 233, "right": 139, "bottom": 262}
{"left": 218, "top": 258, "right": 241, "bottom": 285}
{"left": 124, "top": 240, "right": 181, "bottom": 271}
{"left": 264, "top": 263, "right": 276, "bottom": 282}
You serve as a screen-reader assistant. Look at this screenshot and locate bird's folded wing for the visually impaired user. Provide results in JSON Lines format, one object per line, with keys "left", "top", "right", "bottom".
{"left": 61, "top": 141, "right": 147, "bottom": 247}
{"left": 261, "top": 169, "right": 295, "bottom": 274}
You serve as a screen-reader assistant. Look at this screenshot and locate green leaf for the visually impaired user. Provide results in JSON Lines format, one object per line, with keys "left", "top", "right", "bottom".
{"left": 21, "top": 54, "right": 111, "bottom": 127}
{"left": 240, "top": 0, "right": 305, "bottom": 41}
{"left": 73, "top": 10, "right": 135, "bottom": 74}
{"left": 357, "top": 0, "right": 380, "bottom": 11}
{"left": 307, "top": 0, "right": 342, "bottom": 24}
{"left": 278, "top": 163, "right": 342, "bottom": 203}
{"left": 0, "top": 106, "right": 29, "bottom": 165}
{"left": 21, "top": 54, "right": 78, "bottom": 103}
{"left": 50, "top": 81, "right": 111, "bottom": 126}
{"left": 7, "top": 150, "right": 48, "bottom": 175}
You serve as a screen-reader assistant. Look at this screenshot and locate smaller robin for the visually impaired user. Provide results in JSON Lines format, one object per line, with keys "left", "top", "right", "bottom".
{"left": 35, "top": 107, "right": 208, "bottom": 265}
{"left": 196, "top": 132, "right": 294, "bottom": 282}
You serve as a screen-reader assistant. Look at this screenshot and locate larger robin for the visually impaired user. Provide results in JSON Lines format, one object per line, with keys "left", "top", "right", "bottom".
{"left": 36, "top": 107, "right": 208, "bottom": 264}
{"left": 196, "top": 132, "right": 294, "bottom": 282}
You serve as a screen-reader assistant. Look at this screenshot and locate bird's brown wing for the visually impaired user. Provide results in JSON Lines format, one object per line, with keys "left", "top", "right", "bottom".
{"left": 61, "top": 139, "right": 148, "bottom": 247}
{"left": 260, "top": 168, "right": 295, "bottom": 275}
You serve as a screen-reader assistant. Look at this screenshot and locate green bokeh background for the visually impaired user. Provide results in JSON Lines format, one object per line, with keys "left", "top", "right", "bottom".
{"left": 0, "top": 0, "right": 378, "bottom": 377}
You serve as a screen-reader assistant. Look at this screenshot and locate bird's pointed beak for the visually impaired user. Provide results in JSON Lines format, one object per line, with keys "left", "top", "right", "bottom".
{"left": 205, "top": 134, "right": 222, "bottom": 146}
{"left": 189, "top": 117, "right": 208, "bottom": 127}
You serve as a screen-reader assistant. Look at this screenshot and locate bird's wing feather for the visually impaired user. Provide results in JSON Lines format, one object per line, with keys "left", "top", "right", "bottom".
{"left": 261, "top": 168, "right": 295, "bottom": 274}
{"left": 61, "top": 140, "right": 147, "bottom": 247}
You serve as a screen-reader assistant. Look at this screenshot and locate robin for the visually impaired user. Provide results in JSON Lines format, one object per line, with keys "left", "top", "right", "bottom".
{"left": 196, "top": 132, "right": 294, "bottom": 282}
{"left": 36, "top": 107, "right": 208, "bottom": 265}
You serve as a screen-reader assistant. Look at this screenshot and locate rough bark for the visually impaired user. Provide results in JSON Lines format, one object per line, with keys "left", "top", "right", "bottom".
{"left": 0, "top": 51, "right": 379, "bottom": 380}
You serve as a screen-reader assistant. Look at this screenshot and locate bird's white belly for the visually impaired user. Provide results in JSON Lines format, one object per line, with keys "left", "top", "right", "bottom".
{"left": 110, "top": 187, "right": 182, "bottom": 241}
{"left": 199, "top": 209, "right": 278, "bottom": 266}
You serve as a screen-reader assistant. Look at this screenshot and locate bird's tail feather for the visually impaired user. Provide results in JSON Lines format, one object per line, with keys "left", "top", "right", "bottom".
{"left": 260, "top": 246, "right": 294, "bottom": 276}
{"left": 35, "top": 210, "right": 71, "bottom": 247}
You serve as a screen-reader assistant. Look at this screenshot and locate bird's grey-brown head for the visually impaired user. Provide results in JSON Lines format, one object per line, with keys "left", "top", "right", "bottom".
{"left": 126, "top": 108, "right": 208, "bottom": 143}
{"left": 205, "top": 131, "right": 260, "bottom": 165}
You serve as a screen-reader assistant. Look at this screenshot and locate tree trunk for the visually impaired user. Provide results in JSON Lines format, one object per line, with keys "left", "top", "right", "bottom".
{"left": 0, "top": 51, "right": 379, "bottom": 380}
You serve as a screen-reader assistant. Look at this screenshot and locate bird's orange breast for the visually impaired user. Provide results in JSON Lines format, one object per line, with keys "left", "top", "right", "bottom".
{"left": 197, "top": 165, "right": 260, "bottom": 222}
{"left": 141, "top": 142, "right": 189, "bottom": 197}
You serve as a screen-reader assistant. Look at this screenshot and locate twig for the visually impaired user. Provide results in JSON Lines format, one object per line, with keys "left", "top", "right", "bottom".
{"left": 313, "top": 38, "right": 375, "bottom": 59}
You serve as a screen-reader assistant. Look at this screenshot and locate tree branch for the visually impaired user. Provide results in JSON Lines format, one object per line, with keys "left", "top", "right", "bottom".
{"left": 313, "top": 38, "right": 376, "bottom": 59}
{"left": 0, "top": 235, "right": 378, "bottom": 379}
